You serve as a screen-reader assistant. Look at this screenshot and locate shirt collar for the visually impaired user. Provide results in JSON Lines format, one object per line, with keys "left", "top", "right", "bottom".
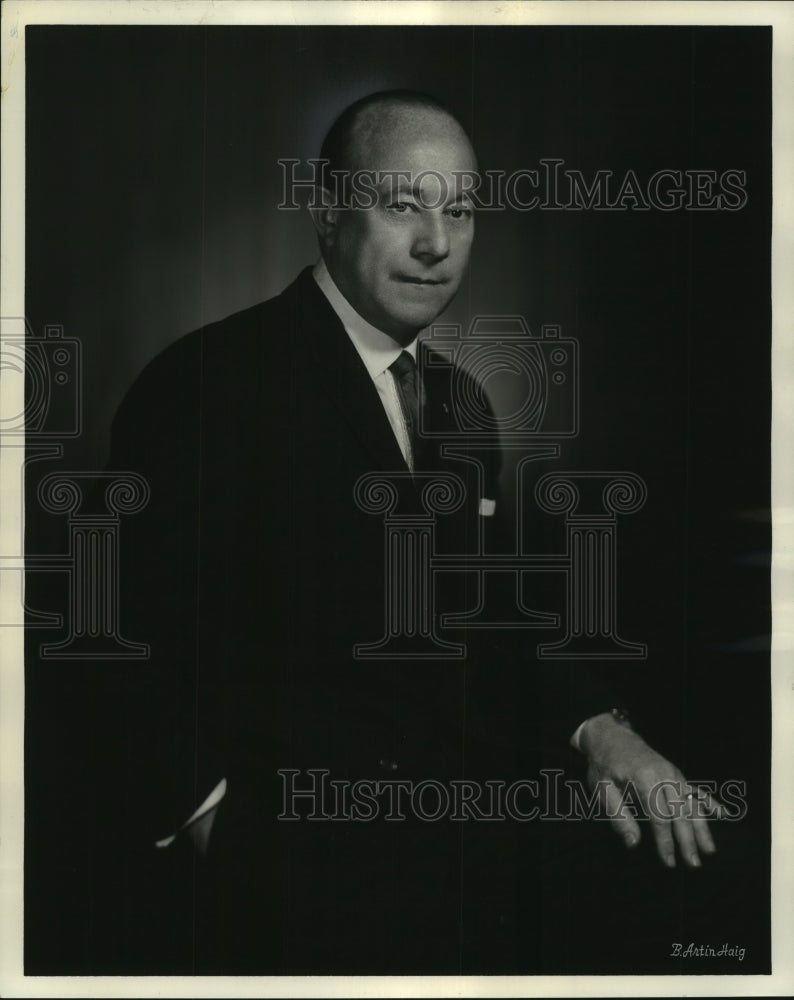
{"left": 312, "top": 258, "right": 419, "bottom": 379}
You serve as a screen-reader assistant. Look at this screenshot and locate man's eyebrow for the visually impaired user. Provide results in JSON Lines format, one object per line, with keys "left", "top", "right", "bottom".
{"left": 376, "top": 175, "right": 477, "bottom": 202}
{"left": 375, "top": 176, "right": 417, "bottom": 194}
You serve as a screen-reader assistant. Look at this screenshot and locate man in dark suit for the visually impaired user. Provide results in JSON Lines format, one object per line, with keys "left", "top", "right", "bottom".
{"left": 88, "top": 90, "right": 730, "bottom": 974}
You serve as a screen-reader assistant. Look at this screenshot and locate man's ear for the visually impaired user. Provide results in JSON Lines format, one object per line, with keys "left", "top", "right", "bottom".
{"left": 309, "top": 187, "right": 342, "bottom": 247}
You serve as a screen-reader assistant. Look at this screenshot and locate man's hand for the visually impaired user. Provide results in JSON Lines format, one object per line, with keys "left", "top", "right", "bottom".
{"left": 579, "top": 712, "right": 722, "bottom": 868}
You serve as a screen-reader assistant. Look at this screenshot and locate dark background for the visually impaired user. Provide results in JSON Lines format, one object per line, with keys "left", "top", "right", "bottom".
{"left": 24, "top": 25, "right": 771, "bottom": 972}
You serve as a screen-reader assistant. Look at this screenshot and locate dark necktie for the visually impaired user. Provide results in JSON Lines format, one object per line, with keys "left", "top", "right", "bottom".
{"left": 389, "top": 350, "right": 422, "bottom": 470}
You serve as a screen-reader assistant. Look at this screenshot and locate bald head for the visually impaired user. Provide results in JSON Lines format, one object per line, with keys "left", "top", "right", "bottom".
{"left": 319, "top": 90, "right": 477, "bottom": 199}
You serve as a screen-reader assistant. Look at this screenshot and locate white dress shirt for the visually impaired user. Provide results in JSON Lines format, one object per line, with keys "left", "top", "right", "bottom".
{"left": 313, "top": 257, "right": 421, "bottom": 470}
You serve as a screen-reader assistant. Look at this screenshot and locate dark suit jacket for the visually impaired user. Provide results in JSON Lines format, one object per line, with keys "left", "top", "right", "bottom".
{"left": 86, "top": 267, "right": 611, "bottom": 972}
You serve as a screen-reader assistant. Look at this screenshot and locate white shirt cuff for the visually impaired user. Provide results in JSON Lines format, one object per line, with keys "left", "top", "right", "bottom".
{"left": 155, "top": 777, "right": 227, "bottom": 848}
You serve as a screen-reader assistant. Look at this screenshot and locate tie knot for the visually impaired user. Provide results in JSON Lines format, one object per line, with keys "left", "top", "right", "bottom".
{"left": 389, "top": 351, "right": 417, "bottom": 380}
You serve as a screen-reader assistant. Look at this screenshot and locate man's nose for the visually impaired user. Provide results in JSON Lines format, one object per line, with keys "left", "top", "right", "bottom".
{"left": 410, "top": 212, "right": 450, "bottom": 262}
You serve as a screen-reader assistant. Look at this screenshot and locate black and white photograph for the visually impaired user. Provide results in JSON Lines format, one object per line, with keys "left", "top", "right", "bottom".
{"left": 2, "top": 1, "right": 792, "bottom": 995}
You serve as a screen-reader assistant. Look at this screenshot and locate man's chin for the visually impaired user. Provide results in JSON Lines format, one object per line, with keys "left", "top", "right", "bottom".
{"left": 387, "top": 312, "right": 445, "bottom": 343}
{"left": 391, "top": 298, "right": 456, "bottom": 335}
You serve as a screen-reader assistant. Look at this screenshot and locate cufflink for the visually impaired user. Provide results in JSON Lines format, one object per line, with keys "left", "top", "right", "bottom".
{"left": 611, "top": 707, "right": 632, "bottom": 728}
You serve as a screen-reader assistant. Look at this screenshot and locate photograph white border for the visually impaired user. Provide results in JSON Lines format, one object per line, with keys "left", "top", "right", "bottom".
{"left": 2, "top": 2, "right": 792, "bottom": 996}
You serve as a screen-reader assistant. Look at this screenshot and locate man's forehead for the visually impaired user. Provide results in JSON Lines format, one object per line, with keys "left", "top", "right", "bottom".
{"left": 350, "top": 106, "right": 477, "bottom": 172}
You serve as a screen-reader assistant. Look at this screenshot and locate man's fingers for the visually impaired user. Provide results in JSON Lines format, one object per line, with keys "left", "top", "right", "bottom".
{"left": 647, "top": 790, "right": 677, "bottom": 867}
{"left": 604, "top": 780, "right": 641, "bottom": 849}
{"left": 692, "top": 787, "right": 724, "bottom": 819}
{"left": 684, "top": 786, "right": 720, "bottom": 856}
{"left": 669, "top": 813, "right": 701, "bottom": 867}
{"left": 664, "top": 784, "right": 719, "bottom": 867}
{"left": 691, "top": 813, "right": 717, "bottom": 856}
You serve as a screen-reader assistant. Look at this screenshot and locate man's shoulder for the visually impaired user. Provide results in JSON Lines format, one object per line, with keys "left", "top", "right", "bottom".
{"left": 143, "top": 268, "right": 315, "bottom": 375}
{"left": 109, "top": 268, "right": 322, "bottom": 452}
{"left": 120, "top": 268, "right": 320, "bottom": 389}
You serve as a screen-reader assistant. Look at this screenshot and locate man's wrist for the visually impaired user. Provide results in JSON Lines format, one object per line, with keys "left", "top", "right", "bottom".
{"left": 572, "top": 708, "right": 634, "bottom": 755}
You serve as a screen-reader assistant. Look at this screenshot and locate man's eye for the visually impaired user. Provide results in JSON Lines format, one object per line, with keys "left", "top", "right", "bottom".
{"left": 447, "top": 207, "right": 473, "bottom": 220}
{"left": 387, "top": 201, "right": 413, "bottom": 213}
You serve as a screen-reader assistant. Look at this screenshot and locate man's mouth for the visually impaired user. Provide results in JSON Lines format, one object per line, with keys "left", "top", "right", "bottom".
{"left": 397, "top": 276, "right": 448, "bottom": 285}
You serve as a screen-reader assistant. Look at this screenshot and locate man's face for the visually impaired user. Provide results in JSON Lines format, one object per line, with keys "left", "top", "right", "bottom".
{"left": 324, "top": 109, "right": 477, "bottom": 343}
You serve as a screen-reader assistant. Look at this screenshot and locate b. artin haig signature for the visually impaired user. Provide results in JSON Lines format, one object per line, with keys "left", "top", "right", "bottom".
{"left": 670, "top": 942, "right": 746, "bottom": 961}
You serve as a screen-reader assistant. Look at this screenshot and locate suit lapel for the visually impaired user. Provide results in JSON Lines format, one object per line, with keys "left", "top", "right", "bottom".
{"left": 291, "top": 269, "right": 410, "bottom": 473}
{"left": 415, "top": 351, "right": 464, "bottom": 475}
